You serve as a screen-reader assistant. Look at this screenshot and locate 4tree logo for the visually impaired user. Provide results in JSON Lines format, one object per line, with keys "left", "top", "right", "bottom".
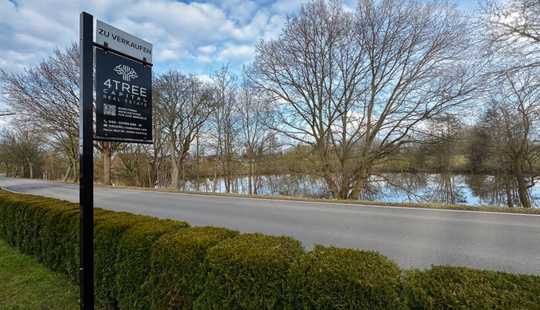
{"left": 114, "top": 64, "right": 138, "bottom": 82}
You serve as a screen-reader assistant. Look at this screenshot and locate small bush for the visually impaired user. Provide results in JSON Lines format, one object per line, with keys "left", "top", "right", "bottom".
{"left": 403, "top": 266, "right": 540, "bottom": 310}
{"left": 94, "top": 211, "right": 155, "bottom": 308}
{"left": 195, "top": 233, "right": 304, "bottom": 310}
{"left": 287, "top": 245, "right": 403, "bottom": 310}
{"left": 115, "top": 218, "right": 189, "bottom": 310}
{"left": 0, "top": 192, "right": 81, "bottom": 278}
{"left": 148, "top": 226, "right": 239, "bottom": 309}
{"left": 39, "top": 206, "right": 79, "bottom": 276}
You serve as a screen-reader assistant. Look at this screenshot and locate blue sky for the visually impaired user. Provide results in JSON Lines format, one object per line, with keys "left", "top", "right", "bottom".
{"left": 1, "top": 0, "right": 310, "bottom": 80}
{"left": 0, "top": 0, "right": 480, "bottom": 79}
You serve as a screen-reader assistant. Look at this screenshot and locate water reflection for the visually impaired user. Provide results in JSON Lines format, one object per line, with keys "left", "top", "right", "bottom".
{"left": 180, "top": 173, "right": 539, "bottom": 208}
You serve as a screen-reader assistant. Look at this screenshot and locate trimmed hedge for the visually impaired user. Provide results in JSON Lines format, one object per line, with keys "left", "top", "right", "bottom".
{"left": 94, "top": 211, "right": 155, "bottom": 308}
{"left": 115, "top": 219, "right": 189, "bottom": 309}
{"left": 403, "top": 266, "right": 540, "bottom": 310}
{"left": 287, "top": 245, "right": 403, "bottom": 310}
{"left": 148, "top": 226, "right": 239, "bottom": 309}
{"left": 0, "top": 190, "right": 539, "bottom": 310}
{"left": 0, "top": 192, "right": 82, "bottom": 279}
{"left": 0, "top": 191, "right": 194, "bottom": 309}
{"left": 195, "top": 233, "right": 304, "bottom": 309}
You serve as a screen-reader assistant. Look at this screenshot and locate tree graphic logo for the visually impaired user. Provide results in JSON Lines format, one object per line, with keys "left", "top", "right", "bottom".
{"left": 114, "top": 64, "right": 138, "bottom": 82}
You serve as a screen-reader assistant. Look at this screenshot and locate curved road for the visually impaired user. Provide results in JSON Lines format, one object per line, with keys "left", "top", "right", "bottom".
{"left": 1, "top": 176, "right": 539, "bottom": 275}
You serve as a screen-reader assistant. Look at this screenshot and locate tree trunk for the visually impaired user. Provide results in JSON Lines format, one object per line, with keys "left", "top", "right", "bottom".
{"left": 70, "top": 156, "right": 79, "bottom": 182}
{"left": 254, "top": 175, "right": 259, "bottom": 195}
{"left": 63, "top": 164, "right": 72, "bottom": 183}
{"left": 171, "top": 158, "right": 179, "bottom": 189}
{"left": 504, "top": 177, "right": 514, "bottom": 208}
{"left": 350, "top": 178, "right": 364, "bottom": 200}
{"left": 28, "top": 162, "right": 34, "bottom": 179}
{"left": 514, "top": 160, "right": 531, "bottom": 208}
{"left": 181, "top": 161, "right": 186, "bottom": 190}
{"left": 213, "top": 161, "right": 218, "bottom": 192}
{"left": 224, "top": 158, "right": 231, "bottom": 193}
{"left": 248, "top": 157, "right": 254, "bottom": 195}
{"left": 318, "top": 147, "right": 339, "bottom": 198}
{"left": 515, "top": 175, "right": 531, "bottom": 208}
{"left": 322, "top": 174, "right": 339, "bottom": 198}
{"left": 350, "top": 167, "right": 369, "bottom": 200}
{"left": 195, "top": 132, "right": 200, "bottom": 191}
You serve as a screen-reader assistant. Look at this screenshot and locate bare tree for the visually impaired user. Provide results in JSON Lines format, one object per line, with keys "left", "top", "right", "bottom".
{"left": 116, "top": 106, "right": 170, "bottom": 188}
{"left": 238, "top": 70, "right": 274, "bottom": 194}
{"left": 1, "top": 44, "right": 120, "bottom": 184}
{"left": 421, "top": 114, "right": 464, "bottom": 172}
{"left": 1, "top": 45, "right": 80, "bottom": 181}
{"left": 0, "top": 125, "right": 44, "bottom": 179}
{"left": 98, "top": 141, "right": 122, "bottom": 185}
{"left": 210, "top": 65, "right": 238, "bottom": 193}
{"left": 155, "top": 71, "right": 214, "bottom": 189}
{"left": 480, "top": 0, "right": 540, "bottom": 71}
{"left": 252, "top": 0, "right": 477, "bottom": 199}
{"left": 480, "top": 70, "right": 540, "bottom": 208}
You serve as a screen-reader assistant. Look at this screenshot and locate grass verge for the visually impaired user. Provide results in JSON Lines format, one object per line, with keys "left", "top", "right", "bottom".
{"left": 0, "top": 238, "right": 79, "bottom": 309}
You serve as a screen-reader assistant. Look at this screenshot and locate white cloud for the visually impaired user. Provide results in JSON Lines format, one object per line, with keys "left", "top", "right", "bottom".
{"left": 157, "top": 49, "right": 183, "bottom": 62}
{"left": 198, "top": 45, "right": 217, "bottom": 54}
{"left": 215, "top": 0, "right": 259, "bottom": 23}
{"left": 218, "top": 43, "right": 255, "bottom": 62}
{"left": 0, "top": 0, "right": 300, "bottom": 76}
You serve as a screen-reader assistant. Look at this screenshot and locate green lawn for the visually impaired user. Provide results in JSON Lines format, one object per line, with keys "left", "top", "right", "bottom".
{"left": 0, "top": 239, "right": 79, "bottom": 309}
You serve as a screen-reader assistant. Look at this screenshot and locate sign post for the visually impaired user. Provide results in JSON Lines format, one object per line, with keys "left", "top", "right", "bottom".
{"left": 78, "top": 11, "right": 152, "bottom": 309}
{"left": 79, "top": 11, "right": 94, "bottom": 310}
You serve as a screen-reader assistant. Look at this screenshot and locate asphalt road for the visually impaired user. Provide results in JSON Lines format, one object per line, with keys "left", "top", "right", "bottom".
{"left": 1, "top": 176, "right": 539, "bottom": 275}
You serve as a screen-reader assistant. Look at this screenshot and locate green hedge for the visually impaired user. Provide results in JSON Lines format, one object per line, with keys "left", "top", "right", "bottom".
{"left": 0, "top": 190, "right": 539, "bottom": 310}
{"left": 0, "top": 192, "right": 81, "bottom": 278}
{"left": 94, "top": 211, "right": 154, "bottom": 308}
{"left": 148, "top": 226, "right": 239, "bottom": 309}
{"left": 287, "top": 245, "right": 403, "bottom": 309}
{"left": 403, "top": 266, "right": 540, "bottom": 310}
{"left": 195, "top": 233, "right": 304, "bottom": 309}
{"left": 115, "top": 219, "right": 189, "bottom": 309}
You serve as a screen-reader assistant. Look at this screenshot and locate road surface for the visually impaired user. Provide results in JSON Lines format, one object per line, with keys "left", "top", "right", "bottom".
{"left": 1, "top": 176, "right": 539, "bottom": 275}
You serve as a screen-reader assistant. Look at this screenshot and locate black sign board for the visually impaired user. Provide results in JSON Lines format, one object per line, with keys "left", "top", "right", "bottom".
{"left": 95, "top": 48, "right": 152, "bottom": 143}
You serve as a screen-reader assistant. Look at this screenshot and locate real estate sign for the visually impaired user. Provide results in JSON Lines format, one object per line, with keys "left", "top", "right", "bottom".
{"left": 95, "top": 48, "right": 152, "bottom": 143}
{"left": 94, "top": 20, "right": 153, "bottom": 144}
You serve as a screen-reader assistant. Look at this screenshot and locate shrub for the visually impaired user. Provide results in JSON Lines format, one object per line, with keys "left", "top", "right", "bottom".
{"left": 94, "top": 211, "right": 155, "bottom": 308}
{"left": 403, "top": 266, "right": 540, "bottom": 310}
{"left": 195, "top": 233, "right": 304, "bottom": 310}
{"left": 2, "top": 190, "right": 540, "bottom": 310}
{"left": 115, "top": 218, "right": 189, "bottom": 310}
{"left": 40, "top": 206, "right": 79, "bottom": 276}
{"left": 148, "top": 226, "right": 239, "bottom": 309}
{"left": 287, "top": 245, "right": 403, "bottom": 310}
{"left": 0, "top": 192, "right": 81, "bottom": 278}
{"left": 0, "top": 193, "right": 72, "bottom": 251}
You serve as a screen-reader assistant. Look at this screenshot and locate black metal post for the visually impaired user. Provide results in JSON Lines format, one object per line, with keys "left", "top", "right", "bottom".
{"left": 79, "top": 11, "right": 94, "bottom": 310}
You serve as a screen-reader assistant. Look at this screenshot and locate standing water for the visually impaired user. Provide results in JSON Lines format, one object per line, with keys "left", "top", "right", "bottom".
{"left": 180, "top": 173, "right": 540, "bottom": 208}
